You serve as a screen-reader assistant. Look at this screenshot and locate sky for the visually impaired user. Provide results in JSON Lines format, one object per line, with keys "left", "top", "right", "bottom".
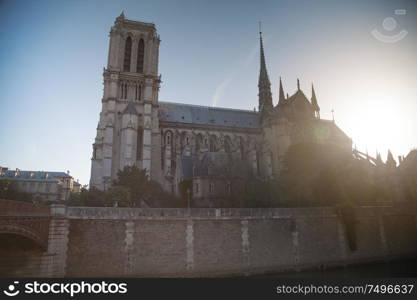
{"left": 0, "top": 0, "right": 416, "bottom": 185}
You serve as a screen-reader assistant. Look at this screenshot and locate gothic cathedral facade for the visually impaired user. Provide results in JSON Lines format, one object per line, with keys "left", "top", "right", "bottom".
{"left": 90, "top": 14, "right": 352, "bottom": 206}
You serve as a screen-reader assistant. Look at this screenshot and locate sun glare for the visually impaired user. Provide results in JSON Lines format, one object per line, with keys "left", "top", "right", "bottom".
{"left": 345, "top": 77, "right": 413, "bottom": 161}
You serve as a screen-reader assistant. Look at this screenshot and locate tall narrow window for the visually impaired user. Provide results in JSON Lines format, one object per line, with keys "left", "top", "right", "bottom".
{"left": 224, "top": 136, "right": 231, "bottom": 153}
{"left": 137, "top": 39, "right": 145, "bottom": 73}
{"left": 121, "top": 82, "right": 128, "bottom": 99}
{"left": 123, "top": 37, "right": 132, "bottom": 72}
{"left": 136, "top": 129, "right": 143, "bottom": 161}
{"left": 240, "top": 137, "right": 245, "bottom": 160}
{"left": 135, "top": 85, "right": 142, "bottom": 101}
{"left": 195, "top": 134, "right": 202, "bottom": 152}
{"left": 209, "top": 135, "right": 217, "bottom": 152}
{"left": 256, "top": 150, "right": 260, "bottom": 175}
{"left": 165, "top": 132, "right": 172, "bottom": 147}
{"left": 226, "top": 181, "right": 231, "bottom": 195}
{"left": 171, "top": 159, "right": 176, "bottom": 173}
{"left": 209, "top": 182, "right": 214, "bottom": 193}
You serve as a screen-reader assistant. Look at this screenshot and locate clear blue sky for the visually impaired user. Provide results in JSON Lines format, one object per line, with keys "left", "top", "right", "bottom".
{"left": 1, "top": 0, "right": 416, "bottom": 185}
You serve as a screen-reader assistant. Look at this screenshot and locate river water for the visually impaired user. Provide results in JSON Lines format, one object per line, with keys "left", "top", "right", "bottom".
{"left": 257, "top": 258, "right": 417, "bottom": 277}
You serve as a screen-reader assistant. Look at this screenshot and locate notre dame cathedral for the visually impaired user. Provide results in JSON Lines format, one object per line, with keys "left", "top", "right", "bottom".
{"left": 90, "top": 13, "right": 352, "bottom": 206}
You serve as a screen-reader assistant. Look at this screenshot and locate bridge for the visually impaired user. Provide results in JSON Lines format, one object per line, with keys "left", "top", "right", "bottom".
{"left": 1, "top": 199, "right": 417, "bottom": 277}
{"left": 0, "top": 200, "right": 68, "bottom": 277}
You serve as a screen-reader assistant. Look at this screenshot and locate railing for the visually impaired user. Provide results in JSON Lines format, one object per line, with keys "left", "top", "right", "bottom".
{"left": 66, "top": 206, "right": 341, "bottom": 219}
{"left": 2, "top": 199, "right": 414, "bottom": 219}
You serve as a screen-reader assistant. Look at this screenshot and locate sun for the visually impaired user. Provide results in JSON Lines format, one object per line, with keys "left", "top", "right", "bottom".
{"left": 344, "top": 79, "right": 412, "bottom": 161}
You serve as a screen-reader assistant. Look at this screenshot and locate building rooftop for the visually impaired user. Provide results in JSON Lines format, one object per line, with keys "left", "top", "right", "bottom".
{"left": 159, "top": 101, "right": 260, "bottom": 129}
{"left": 0, "top": 170, "right": 72, "bottom": 182}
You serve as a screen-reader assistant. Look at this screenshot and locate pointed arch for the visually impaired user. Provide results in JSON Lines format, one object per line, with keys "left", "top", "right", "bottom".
{"left": 136, "top": 39, "right": 145, "bottom": 73}
{"left": 164, "top": 130, "right": 173, "bottom": 146}
{"left": 195, "top": 133, "right": 203, "bottom": 153}
{"left": 123, "top": 36, "right": 132, "bottom": 72}
{"left": 239, "top": 136, "right": 246, "bottom": 159}
{"left": 224, "top": 135, "right": 232, "bottom": 153}
{"left": 209, "top": 135, "right": 218, "bottom": 152}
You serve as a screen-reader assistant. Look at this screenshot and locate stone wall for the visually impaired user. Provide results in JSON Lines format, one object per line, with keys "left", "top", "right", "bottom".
{"left": 62, "top": 205, "right": 417, "bottom": 277}
{"left": 2, "top": 201, "right": 416, "bottom": 277}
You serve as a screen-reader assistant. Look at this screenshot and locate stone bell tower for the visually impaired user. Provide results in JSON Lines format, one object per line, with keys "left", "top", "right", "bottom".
{"left": 90, "top": 13, "right": 162, "bottom": 190}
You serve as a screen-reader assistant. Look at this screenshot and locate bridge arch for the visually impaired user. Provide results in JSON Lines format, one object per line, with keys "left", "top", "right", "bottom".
{"left": 0, "top": 224, "right": 47, "bottom": 250}
{"left": 0, "top": 230, "right": 46, "bottom": 278}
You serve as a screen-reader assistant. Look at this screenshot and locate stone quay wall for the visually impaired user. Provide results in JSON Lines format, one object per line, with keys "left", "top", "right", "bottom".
{"left": 2, "top": 201, "right": 417, "bottom": 277}
{"left": 61, "top": 205, "right": 417, "bottom": 277}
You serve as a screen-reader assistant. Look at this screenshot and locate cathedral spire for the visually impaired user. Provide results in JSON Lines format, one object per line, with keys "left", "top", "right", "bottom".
{"left": 386, "top": 150, "right": 397, "bottom": 168}
{"left": 311, "top": 84, "right": 320, "bottom": 118}
{"left": 115, "top": 11, "right": 125, "bottom": 25}
{"left": 258, "top": 24, "right": 273, "bottom": 119}
{"left": 278, "top": 77, "right": 285, "bottom": 106}
{"left": 376, "top": 151, "right": 383, "bottom": 165}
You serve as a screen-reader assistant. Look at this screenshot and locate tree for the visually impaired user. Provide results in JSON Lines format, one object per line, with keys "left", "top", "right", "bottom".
{"left": 113, "top": 165, "right": 176, "bottom": 207}
{"left": 104, "top": 185, "right": 131, "bottom": 207}
{"left": 113, "top": 166, "right": 151, "bottom": 206}
{"left": 0, "top": 180, "right": 32, "bottom": 203}
{"left": 67, "top": 186, "right": 106, "bottom": 207}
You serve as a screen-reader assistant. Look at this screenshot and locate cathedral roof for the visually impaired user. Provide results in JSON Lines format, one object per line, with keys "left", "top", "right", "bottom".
{"left": 273, "top": 89, "right": 315, "bottom": 119}
{"left": 286, "top": 89, "right": 310, "bottom": 104}
{"left": 159, "top": 102, "right": 260, "bottom": 129}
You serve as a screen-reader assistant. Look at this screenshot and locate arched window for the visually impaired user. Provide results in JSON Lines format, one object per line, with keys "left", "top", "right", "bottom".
{"left": 137, "top": 39, "right": 145, "bottom": 73}
{"left": 135, "top": 84, "right": 142, "bottom": 101}
{"left": 209, "top": 182, "right": 214, "bottom": 193}
{"left": 195, "top": 134, "right": 203, "bottom": 152}
{"left": 224, "top": 136, "right": 232, "bottom": 153}
{"left": 226, "top": 181, "right": 231, "bottom": 195}
{"left": 209, "top": 135, "right": 217, "bottom": 152}
{"left": 120, "top": 82, "right": 128, "bottom": 99}
{"left": 123, "top": 37, "right": 132, "bottom": 72}
{"left": 239, "top": 136, "right": 245, "bottom": 159}
{"left": 166, "top": 133, "right": 171, "bottom": 146}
